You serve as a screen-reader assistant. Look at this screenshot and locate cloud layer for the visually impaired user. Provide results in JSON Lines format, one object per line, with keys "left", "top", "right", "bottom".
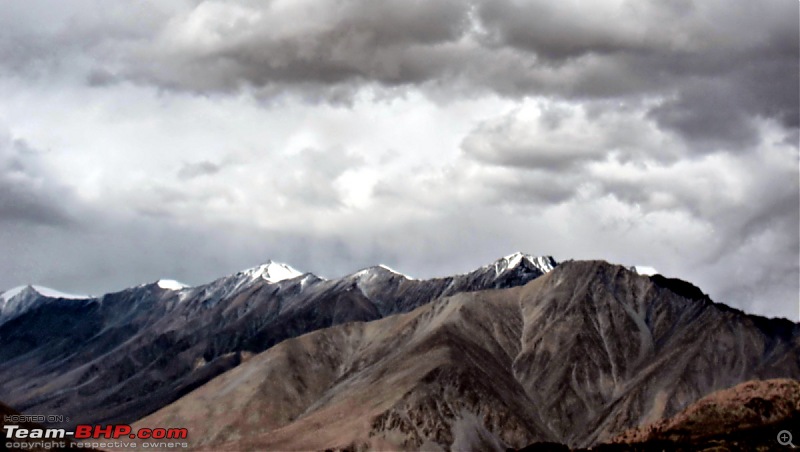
{"left": 0, "top": 0, "right": 797, "bottom": 320}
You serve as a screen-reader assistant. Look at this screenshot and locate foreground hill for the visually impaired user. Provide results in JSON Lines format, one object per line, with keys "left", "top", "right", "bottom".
{"left": 135, "top": 260, "right": 799, "bottom": 450}
{"left": 603, "top": 378, "right": 800, "bottom": 451}
{"left": 0, "top": 253, "right": 554, "bottom": 427}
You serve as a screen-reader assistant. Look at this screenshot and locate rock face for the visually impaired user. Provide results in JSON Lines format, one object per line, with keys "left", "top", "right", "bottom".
{"left": 135, "top": 260, "right": 800, "bottom": 450}
{"left": 0, "top": 253, "right": 554, "bottom": 427}
{"left": 609, "top": 378, "right": 800, "bottom": 450}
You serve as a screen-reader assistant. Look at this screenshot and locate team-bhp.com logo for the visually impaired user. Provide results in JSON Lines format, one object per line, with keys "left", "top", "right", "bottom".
{"left": 5, "top": 424, "right": 187, "bottom": 439}
{"left": 73, "top": 425, "right": 188, "bottom": 440}
{"left": 5, "top": 424, "right": 189, "bottom": 449}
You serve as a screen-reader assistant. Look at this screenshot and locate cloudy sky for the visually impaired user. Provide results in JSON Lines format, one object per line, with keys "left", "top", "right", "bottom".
{"left": 0, "top": 0, "right": 797, "bottom": 319}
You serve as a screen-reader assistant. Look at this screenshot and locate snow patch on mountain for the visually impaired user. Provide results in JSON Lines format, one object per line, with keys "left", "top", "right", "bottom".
{"left": 299, "top": 274, "right": 323, "bottom": 289}
{"left": 1, "top": 286, "right": 28, "bottom": 301}
{"left": 157, "top": 279, "right": 190, "bottom": 290}
{"left": 351, "top": 264, "right": 414, "bottom": 280}
{"left": 631, "top": 266, "right": 659, "bottom": 276}
{"left": 377, "top": 264, "right": 410, "bottom": 277}
{"left": 527, "top": 255, "right": 557, "bottom": 273}
{"left": 241, "top": 261, "right": 303, "bottom": 283}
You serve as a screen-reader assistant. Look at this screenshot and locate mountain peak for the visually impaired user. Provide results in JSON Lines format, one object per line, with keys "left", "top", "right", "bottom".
{"left": 631, "top": 265, "right": 659, "bottom": 276}
{"left": 156, "top": 279, "right": 190, "bottom": 291}
{"left": 0, "top": 285, "right": 32, "bottom": 302}
{"left": 242, "top": 260, "right": 303, "bottom": 283}
{"left": 1, "top": 284, "right": 89, "bottom": 301}
{"left": 351, "top": 264, "right": 413, "bottom": 280}
{"left": 1, "top": 285, "right": 91, "bottom": 324}
{"left": 375, "top": 264, "right": 412, "bottom": 278}
{"left": 493, "top": 252, "right": 556, "bottom": 275}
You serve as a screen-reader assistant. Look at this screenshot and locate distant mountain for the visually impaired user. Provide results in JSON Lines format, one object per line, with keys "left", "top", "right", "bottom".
{"left": 0, "top": 253, "right": 555, "bottom": 428}
{"left": 0, "top": 285, "right": 90, "bottom": 325}
{"left": 134, "top": 260, "right": 799, "bottom": 450}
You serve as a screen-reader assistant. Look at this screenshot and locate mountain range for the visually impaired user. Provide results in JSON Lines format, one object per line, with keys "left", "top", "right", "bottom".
{"left": 132, "top": 260, "right": 799, "bottom": 450}
{"left": 0, "top": 253, "right": 555, "bottom": 428}
{"left": 0, "top": 254, "right": 797, "bottom": 450}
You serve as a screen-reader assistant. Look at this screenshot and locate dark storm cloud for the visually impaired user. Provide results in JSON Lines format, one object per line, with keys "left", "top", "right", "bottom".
{"left": 3, "top": 1, "right": 796, "bottom": 147}
{"left": 648, "top": 79, "right": 759, "bottom": 150}
{"left": 76, "top": 0, "right": 793, "bottom": 150}
{"left": 465, "top": 140, "right": 599, "bottom": 170}
{"left": 0, "top": 179, "right": 71, "bottom": 226}
{"left": 486, "top": 170, "right": 582, "bottom": 206}
{"left": 459, "top": 99, "right": 672, "bottom": 175}
{"left": 461, "top": 107, "right": 607, "bottom": 171}
{"left": 0, "top": 136, "right": 75, "bottom": 226}
{"left": 648, "top": 55, "right": 799, "bottom": 150}
{"left": 114, "top": 0, "right": 471, "bottom": 97}
{"left": 474, "top": 0, "right": 799, "bottom": 148}
{"left": 476, "top": 0, "right": 651, "bottom": 59}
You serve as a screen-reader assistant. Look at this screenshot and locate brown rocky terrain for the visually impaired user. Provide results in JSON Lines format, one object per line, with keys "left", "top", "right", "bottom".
{"left": 606, "top": 378, "right": 800, "bottom": 450}
{"left": 135, "top": 260, "right": 800, "bottom": 450}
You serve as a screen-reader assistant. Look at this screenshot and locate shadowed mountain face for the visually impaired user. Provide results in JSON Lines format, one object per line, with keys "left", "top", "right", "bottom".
{"left": 136, "top": 261, "right": 800, "bottom": 450}
{"left": 0, "top": 253, "right": 554, "bottom": 427}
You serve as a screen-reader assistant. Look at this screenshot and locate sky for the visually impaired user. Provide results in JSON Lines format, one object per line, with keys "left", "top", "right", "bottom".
{"left": 0, "top": 0, "right": 797, "bottom": 320}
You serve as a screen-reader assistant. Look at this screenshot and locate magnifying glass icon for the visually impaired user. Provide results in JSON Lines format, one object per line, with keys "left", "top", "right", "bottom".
{"left": 778, "top": 430, "right": 795, "bottom": 447}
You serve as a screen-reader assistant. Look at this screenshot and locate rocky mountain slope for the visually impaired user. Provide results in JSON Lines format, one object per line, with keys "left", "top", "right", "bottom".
{"left": 605, "top": 378, "right": 800, "bottom": 451}
{"left": 0, "top": 253, "right": 555, "bottom": 427}
{"left": 135, "top": 260, "right": 800, "bottom": 450}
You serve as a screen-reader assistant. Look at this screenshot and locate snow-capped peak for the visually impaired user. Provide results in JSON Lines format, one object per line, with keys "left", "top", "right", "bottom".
{"left": 189, "top": 260, "right": 307, "bottom": 308}
{"left": 503, "top": 252, "right": 526, "bottom": 269}
{"left": 1, "top": 285, "right": 89, "bottom": 301}
{"left": 157, "top": 279, "right": 189, "bottom": 290}
{"left": 0, "top": 285, "right": 91, "bottom": 323}
{"left": 352, "top": 264, "right": 413, "bottom": 280}
{"left": 377, "top": 264, "right": 414, "bottom": 279}
{"left": 242, "top": 261, "right": 303, "bottom": 283}
{"left": 493, "top": 252, "right": 557, "bottom": 275}
{"left": 631, "top": 265, "right": 659, "bottom": 276}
